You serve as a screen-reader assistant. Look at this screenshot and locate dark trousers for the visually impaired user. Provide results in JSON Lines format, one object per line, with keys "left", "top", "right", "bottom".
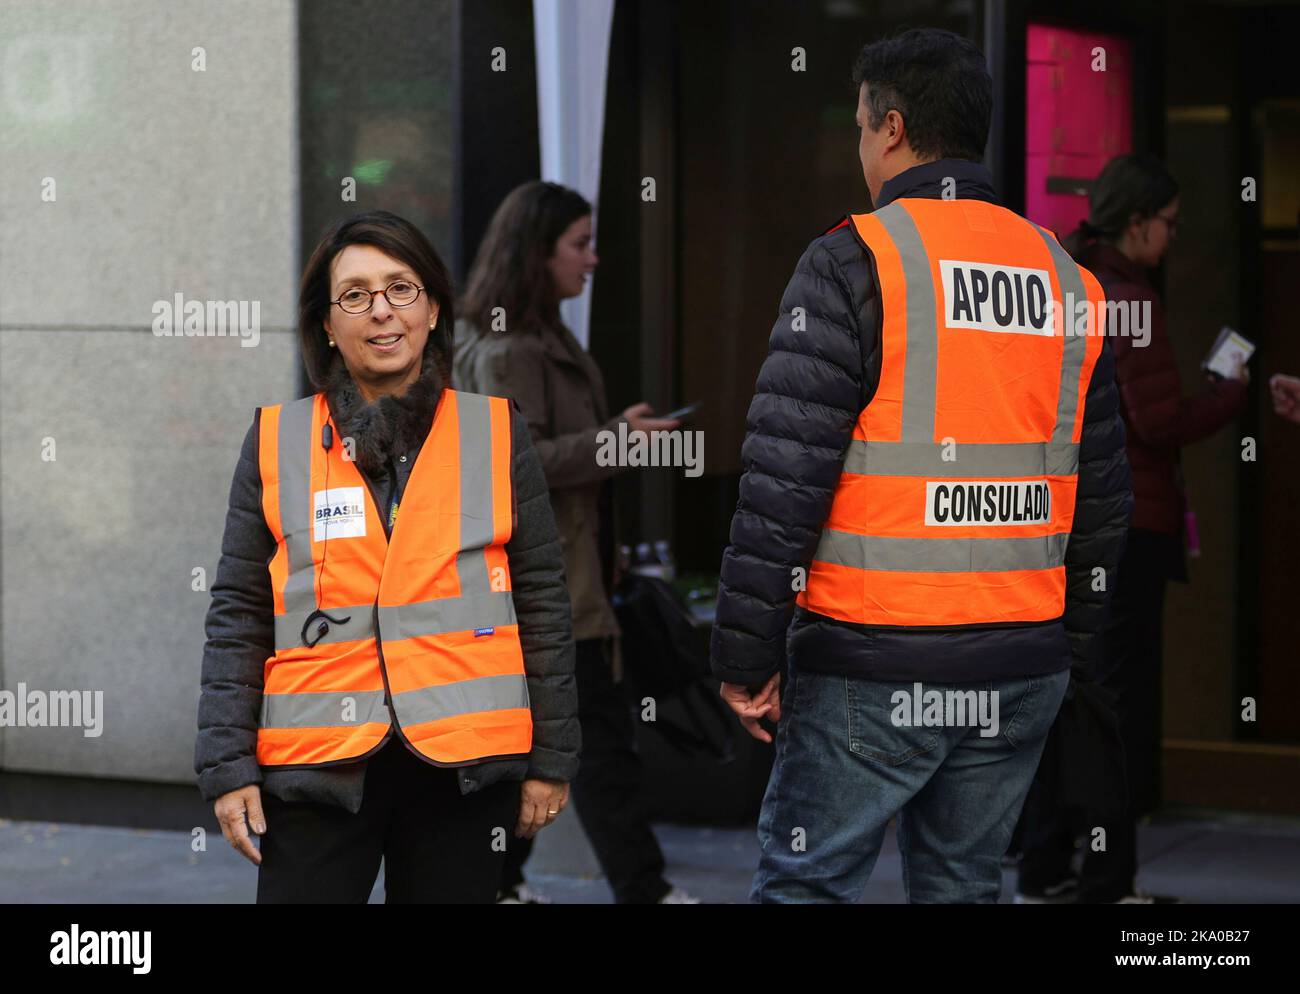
{"left": 1018, "top": 529, "right": 1170, "bottom": 901}
{"left": 502, "top": 637, "right": 670, "bottom": 904}
{"left": 257, "top": 735, "right": 517, "bottom": 903}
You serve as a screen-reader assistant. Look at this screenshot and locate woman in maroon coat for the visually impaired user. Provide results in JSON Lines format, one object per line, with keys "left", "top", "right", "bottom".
{"left": 1017, "top": 154, "right": 1248, "bottom": 904}
{"left": 1080, "top": 190, "right": 1248, "bottom": 539}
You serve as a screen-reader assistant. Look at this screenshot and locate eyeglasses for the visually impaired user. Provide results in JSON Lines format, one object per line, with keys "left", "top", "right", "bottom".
{"left": 330, "top": 280, "right": 425, "bottom": 315}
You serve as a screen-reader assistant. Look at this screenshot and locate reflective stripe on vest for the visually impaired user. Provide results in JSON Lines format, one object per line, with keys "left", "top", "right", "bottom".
{"left": 255, "top": 388, "right": 531, "bottom": 767}
{"left": 797, "top": 198, "right": 1106, "bottom": 627}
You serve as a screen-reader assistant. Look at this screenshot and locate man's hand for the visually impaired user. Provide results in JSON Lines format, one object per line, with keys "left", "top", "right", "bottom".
{"left": 1270, "top": 373, "right": 1300, "bottom": 424}
{"left": 719, "top": 672, "right": 782, "bottom": 743}
{"left": 214, "top": 784, "right": 265, "bottom": 866}
{"left": 516, "top": 778, "right": 569, "bottom": 839}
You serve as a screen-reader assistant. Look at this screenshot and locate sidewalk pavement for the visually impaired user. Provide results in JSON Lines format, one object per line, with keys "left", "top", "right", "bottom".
{"left": 2, "top": 808, "right": 1297, "bottom": 903}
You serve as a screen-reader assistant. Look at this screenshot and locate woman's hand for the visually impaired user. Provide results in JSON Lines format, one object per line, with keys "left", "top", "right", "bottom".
{"left": 621, "top": 401, "right": 681, "bottom": 435}
{"left": 214, "top": 784, "right": 265, "bottom": 866}
{"left": 516, "top": 778, "right": 569, "bottom": 839}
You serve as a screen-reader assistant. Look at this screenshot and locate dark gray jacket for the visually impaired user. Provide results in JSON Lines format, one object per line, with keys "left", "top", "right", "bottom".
{"left": 195, "top": 356, "right": 580, "bottom": 813}
{"left": 711, "top": 159, "right": 1133, "bottom": 687}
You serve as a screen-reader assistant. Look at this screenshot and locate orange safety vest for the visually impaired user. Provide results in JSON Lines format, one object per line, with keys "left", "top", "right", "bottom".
{"left": 254, "top": 388, "right": 532, "bottom": 768}
{"left": 798, "top": 197, "right": 1105, "bottom": 628}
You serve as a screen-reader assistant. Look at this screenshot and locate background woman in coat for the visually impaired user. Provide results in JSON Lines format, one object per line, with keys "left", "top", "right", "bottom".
{"left": 454, "top": 181, "right": 696, "bottom": 904}
{"left": 1017, "top": 155, "right": 1248, "bottom": 904}
{"left": 196, "top": 210, "right": 579, "bottom": 903}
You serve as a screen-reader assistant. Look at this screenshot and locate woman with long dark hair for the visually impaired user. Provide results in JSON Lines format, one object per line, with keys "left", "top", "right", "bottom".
{"left": 454, "top": 181, "right": 696, "bottom": 904}
{"left": 196, "top": 210, "right": 579, "bottom": 903}
{"left": 1016, "top": 155, "right": 1248, "bottom": 904}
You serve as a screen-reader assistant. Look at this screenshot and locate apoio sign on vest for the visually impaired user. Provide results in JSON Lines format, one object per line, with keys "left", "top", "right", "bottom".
{"left": 939, "top": 260, "right": 1055, "bottom": 336}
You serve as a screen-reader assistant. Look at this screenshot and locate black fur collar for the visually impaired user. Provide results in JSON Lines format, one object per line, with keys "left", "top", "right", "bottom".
{"left": 323, "top": 341, "right": 445, "bottom": 473}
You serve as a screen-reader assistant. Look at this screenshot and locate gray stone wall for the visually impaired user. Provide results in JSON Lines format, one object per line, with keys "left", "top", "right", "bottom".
{"left": 0, "top": 1, "right": 300, "bottom": 781}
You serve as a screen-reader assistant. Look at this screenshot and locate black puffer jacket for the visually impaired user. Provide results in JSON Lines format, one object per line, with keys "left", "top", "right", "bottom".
{"left": 196, "top": 346, "right": 580, "bottom": 813}
{"left": 710, "top": 159, "right": 1133, "bottom": 687}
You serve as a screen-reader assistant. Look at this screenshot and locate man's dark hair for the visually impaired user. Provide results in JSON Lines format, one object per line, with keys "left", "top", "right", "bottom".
{"left": 851, "top": 28, "right": 992, "bottom": 162}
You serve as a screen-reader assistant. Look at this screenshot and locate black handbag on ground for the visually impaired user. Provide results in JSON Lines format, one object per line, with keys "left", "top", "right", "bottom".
{"left": 611, "top": 573, "right": 733, "bottom": 761}
{"left": 611, "top": 573, "right": 709, "bottom": 697}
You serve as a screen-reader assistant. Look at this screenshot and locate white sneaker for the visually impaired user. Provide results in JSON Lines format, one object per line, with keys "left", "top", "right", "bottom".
{"left": 496, "top": 883, "right": 552, "bottom": 904}
{"left": 658, "top": 885, "right": 701, "bottom": 904}
{"left": 1114, "top": 890, "right": 1179, "bottom": 904}
{"left": 1012, "top": 877, "right": 1080, "bottom": 904}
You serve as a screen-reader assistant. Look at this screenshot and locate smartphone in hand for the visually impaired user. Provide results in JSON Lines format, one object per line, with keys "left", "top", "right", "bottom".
{"left": 663, "top": 401, "right": 700, "bottom": 422}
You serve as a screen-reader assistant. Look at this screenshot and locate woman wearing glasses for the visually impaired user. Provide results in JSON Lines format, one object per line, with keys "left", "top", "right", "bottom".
{"left": 1015, "top": 155, "right": 1248, "bottom": 905}
{"left": 196, "top": 210, "right": 579, "bottom": 903}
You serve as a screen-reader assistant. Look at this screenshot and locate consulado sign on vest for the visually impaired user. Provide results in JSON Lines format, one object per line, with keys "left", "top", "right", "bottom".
{"left": 924, "top": 480, "right": 1053, "bottom": 526}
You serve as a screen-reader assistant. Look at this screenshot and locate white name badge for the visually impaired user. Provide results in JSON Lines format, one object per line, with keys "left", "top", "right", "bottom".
{"left": 314, "top": 486, "right": 367, "bottom": 541}
{"left": 939, "top": 260, "right": 1056, "bottom": 336}
{"left": 925, "top": 480, "right": 1052, "bottom": 526}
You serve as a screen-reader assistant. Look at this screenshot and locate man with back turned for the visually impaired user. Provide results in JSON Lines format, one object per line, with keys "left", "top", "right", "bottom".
{"left": 711, "top": 28, "right": 1133, "bottom": 903}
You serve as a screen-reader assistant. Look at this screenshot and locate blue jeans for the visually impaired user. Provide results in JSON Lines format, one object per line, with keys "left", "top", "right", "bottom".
{"left": 751, "top": 664, "right": 1069, "bottom": 903}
